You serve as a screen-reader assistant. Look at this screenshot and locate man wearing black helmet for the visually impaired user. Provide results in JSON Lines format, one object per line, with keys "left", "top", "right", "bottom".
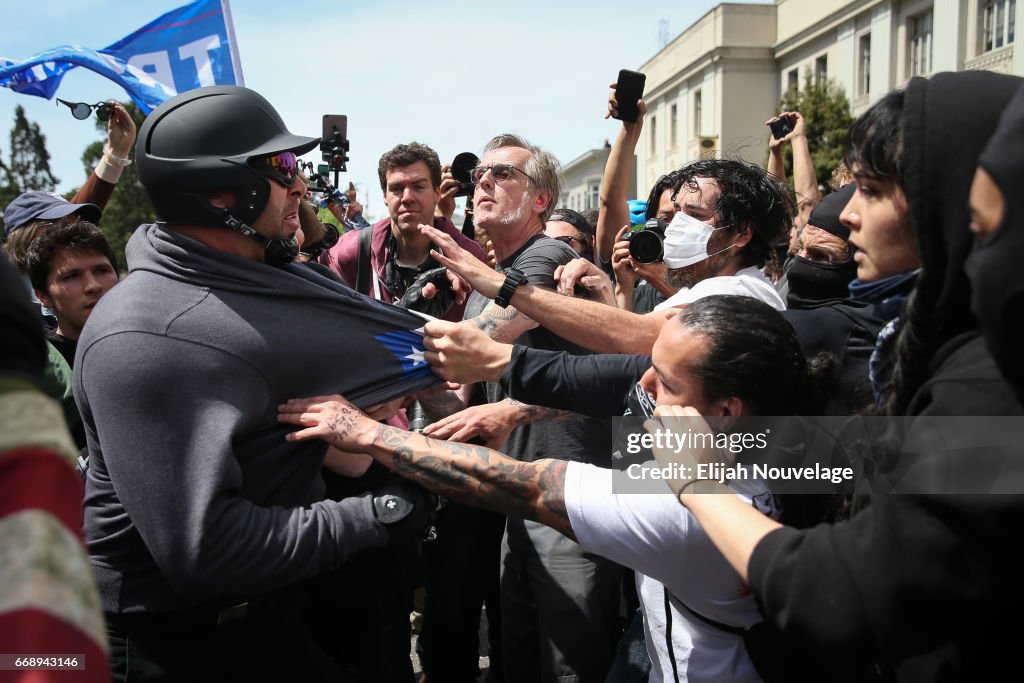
{"left": 75, "top": 86, "right": 440, "bottom": 681}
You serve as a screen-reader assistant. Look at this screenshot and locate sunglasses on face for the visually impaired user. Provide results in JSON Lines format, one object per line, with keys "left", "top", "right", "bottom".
{"left": 57, "top": 98, "right": 112, "bottom": 121}
{"left": 552, "top": 235, "right": 587, "bottom": 248}
{"left": 470, "top": 163, "right": 537, "bottom": 185}
{"left": 250, "top": 151, "right": 300, "bottom": 187}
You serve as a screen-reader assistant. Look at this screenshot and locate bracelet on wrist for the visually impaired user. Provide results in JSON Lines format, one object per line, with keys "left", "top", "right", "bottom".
{"left": 102, "top": 144, "right": 132, "bottom": 167}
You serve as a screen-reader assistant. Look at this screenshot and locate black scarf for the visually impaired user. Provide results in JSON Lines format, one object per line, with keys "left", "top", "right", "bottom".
{"left": 786, "top": 256, "right": 859, "bottom": 310}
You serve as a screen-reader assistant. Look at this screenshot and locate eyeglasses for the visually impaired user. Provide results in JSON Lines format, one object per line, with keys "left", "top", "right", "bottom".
{"left": 250, "top": 151, "right": 300, "bottom": 187}
{"left": 552, "top": 235, "right": 586, "bottom": 248}
{"left": 469, "top": 163, "right": 536, "bottom": 185}
{"left": 57, "top": 98, "right": 112, "bottom": 121}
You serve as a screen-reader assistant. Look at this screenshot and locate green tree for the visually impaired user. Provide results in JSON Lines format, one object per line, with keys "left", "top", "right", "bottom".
{"left": 75, "top": 102, "right": 155, "bottom": 266}
{"left": 775, "top": 73, "right": 855, "bottom": 191}
{"left": 1, "top": 105, "right": 60, "bottom": 213}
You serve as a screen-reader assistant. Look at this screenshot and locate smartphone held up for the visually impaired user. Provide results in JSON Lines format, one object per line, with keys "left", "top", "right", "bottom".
{"left": 613, "top": 69, "right": 647, "bottom": 123}
{"left": 769, "top": 115, "right": 794, "bottom": 140}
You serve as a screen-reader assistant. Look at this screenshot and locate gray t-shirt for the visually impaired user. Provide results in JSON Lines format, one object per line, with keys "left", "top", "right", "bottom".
{"left": 469, "top": 235, "right": 612, "bottom": 465}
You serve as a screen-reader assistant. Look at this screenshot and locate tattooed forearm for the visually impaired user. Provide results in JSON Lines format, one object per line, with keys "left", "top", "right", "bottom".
{"left": 508, "top": 399, "right": 575, "bottom": 425}
{"left": 472, "top": 306, "right": 520, "bottom": 336}
{"left": 470, "top": 303, "right": 535, "bottom": 343}
{"left": 373, "top": 425, "right": 575, "bottom": 540}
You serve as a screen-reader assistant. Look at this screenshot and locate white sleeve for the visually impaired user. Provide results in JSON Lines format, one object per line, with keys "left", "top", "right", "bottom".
{"left": 565, "top": 461, "right": 768, "bottom": 629}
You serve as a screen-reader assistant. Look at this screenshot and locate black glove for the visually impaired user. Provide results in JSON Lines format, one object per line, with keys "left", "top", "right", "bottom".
{"left": 370, "top": 477, "right": 438, "bottom": 546}
{"left": 398, "top": 266, "right": 456, "bottom": 318}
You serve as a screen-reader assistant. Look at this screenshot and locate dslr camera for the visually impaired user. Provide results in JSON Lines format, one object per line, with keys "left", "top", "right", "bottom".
{"left": 450, "top": 152, "right": 479, "bottom": 198}
{"left": 623, "top": 218, "right": 668, "bottom": 263}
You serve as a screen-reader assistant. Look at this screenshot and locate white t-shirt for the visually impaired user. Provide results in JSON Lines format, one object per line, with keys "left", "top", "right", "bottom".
{"left": 564, "top": 461, "right": 780, "bottom": 683}
{"left": 654, "top": 266, "right": 786, "bottom": 312}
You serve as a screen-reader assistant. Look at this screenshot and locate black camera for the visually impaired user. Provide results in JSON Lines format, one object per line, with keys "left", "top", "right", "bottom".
{"left": 398, "top": 266, "right": 457, "bottom": 319}
{"left": 450, "top": 152, "right": 479, "bottom": 198}
{"left": 623, "top": 218, "right": 668, "bottom": 263}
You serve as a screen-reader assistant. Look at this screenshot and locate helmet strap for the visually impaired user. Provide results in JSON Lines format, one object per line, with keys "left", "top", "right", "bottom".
{"left": 222, "top": 210, "right": 298, "bottom": 267}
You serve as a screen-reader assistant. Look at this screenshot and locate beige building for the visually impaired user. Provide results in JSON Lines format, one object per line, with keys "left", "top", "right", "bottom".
{"left": 558, "top": 143, "right": 637, "bottom": 214}
{"left": 622, "top": 0, "right": 1022, "bottom": 195}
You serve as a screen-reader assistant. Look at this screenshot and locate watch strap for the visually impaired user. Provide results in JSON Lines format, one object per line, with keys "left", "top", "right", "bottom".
{"left": 495, "top": 268, "right": 527, "bottom": 308}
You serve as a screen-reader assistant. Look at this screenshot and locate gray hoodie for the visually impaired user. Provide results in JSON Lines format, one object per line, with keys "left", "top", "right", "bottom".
{"left": 76, "top": 224, "right": 438, "bottom": 614}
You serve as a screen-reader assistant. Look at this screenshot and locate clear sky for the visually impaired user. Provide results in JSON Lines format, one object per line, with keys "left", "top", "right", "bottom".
{"left": 1, "top": 0, "right": 772, "bottom": 219}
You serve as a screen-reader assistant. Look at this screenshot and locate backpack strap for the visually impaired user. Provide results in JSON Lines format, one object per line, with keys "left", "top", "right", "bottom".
{"left": 355, "top": 225, "right": 374, "bottom": 295}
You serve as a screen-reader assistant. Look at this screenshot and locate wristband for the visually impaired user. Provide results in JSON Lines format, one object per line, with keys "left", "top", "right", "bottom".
{"left": 102, "top": 144, "right": 133, "bottom": 167}
{"left": 94, "top": 156, "right": 124, "bottom": 184}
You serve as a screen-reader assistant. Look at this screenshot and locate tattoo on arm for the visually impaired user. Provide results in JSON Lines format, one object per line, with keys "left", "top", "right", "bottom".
{"left": 471, "top": 303, "right": 535, "bottom": 343}
{"left": 375, "top": 426, "right": 574, "bottom": 540}
{"left": 507, "top": 399, "right": 575, "bottom": 425}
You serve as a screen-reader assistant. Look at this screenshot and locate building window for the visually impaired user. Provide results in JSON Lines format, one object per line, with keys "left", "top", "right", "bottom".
{"left": 982, "top": 0, "right": 1016, "bottom": 52}
{"left": 670, "top": 104, "right": 678, "bottom": 147}
{"left": 588, "top": 183, "right": 599, "bottom": 210}
{"left": 815, "top": 55, "right": 828, "bottom": 84}
{"left": 909, "top": 11, "right": 933, "bottom": 75}
{"left": 858, "top": 34, "right": 871, "bottom": 95}
{"left": 650, "top": 116, "right": 657, "bottom": 154}
{"left": 787, "top": 69, "right": 798, "bottom": 92}
{"left": 693, "top": 89, "right": 702, "bottom": 137}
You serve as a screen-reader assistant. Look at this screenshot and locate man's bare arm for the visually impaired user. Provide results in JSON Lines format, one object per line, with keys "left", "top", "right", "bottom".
{"left": 467, "top": 300, "right": 539, "bottom": 344}
{"left": 278, "top": 395, "right": 574, "bottom": 539}
{"left": 597, "top": 94, "right": 647, "bottom": 262}
{"left": 421, "top": 224, "right": 672, "bottom": 355}
{"left": 378, "top": 427, "right": 573, "bottom": 539}
{"left": 500, "top": 282, "right": 673, "bottom": 355}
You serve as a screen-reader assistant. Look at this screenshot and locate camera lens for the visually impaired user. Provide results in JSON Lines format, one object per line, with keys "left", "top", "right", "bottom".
{"left": 450, "top": 152, "right": 480, "bottom": 198}
{"left": 628, "top": 230, "right": 664, "bottom": 263}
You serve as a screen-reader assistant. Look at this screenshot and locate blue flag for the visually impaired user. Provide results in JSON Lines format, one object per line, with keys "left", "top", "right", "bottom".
{"left": 0, "top": 0, "right": 243, "bottom": 113}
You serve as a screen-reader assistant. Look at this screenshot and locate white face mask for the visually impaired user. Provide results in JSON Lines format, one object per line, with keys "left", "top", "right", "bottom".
{"left": 662, "top": 211, "right": 736, "bottom": 269}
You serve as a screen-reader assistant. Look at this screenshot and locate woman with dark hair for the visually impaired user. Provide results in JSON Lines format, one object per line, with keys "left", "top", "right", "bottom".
{"left": 650, "top": 71, "right": 1024, "bottom": 680}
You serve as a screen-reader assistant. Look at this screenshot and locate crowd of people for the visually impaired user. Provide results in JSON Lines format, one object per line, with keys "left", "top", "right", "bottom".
{"left": 2, "top": 68, "right": 1023, "bottom": 683}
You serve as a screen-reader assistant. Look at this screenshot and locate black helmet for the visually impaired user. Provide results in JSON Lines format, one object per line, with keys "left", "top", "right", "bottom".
{"left": 136, "top": 86, "right": 319, "bottom": 228}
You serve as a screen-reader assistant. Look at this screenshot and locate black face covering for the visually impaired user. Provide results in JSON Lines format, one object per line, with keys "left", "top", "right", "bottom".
{"left": 965, "top": 84, "right": 1024, "bottom": 397}
{"left": 786, "top": 255, "right": 858, "bottom": 309}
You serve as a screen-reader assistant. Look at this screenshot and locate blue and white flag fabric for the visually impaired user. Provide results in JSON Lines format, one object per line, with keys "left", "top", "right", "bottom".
{"left": 0, "top": 0, "right": 243, "bottom": 113}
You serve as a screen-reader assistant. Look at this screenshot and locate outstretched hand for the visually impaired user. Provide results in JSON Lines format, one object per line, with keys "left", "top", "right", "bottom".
{"left": 644, "top": 405, "right": 734, "bottom": 496}
{"left": 278, "top": 394, "right": 381, "bottom": 452}
{"left": 423, "top": 401, "right": 518, "bottom": 450}
{"left": 105, "top": 102, "right": 137, "bottom": 159}
{"left": 553, "top": 259, "right": 615, "bottom": 306}
{"left": 606, "top": 81, "right": 648, "bottom": 138}
{"left": 419, "top": 224, "right": 504, "bottom": 298}
{"left": 422, "top": 319, "right": 512, "bottom": 384}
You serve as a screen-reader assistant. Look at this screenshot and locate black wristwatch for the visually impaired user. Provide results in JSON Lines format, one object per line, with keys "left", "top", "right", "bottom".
{"left": 495, "top": 268, "right": 527, "bottom": 308}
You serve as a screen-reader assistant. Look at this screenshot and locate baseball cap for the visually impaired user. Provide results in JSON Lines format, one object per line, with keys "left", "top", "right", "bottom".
{"left": 2, "top": 191, "right": 102, "bottom": 237}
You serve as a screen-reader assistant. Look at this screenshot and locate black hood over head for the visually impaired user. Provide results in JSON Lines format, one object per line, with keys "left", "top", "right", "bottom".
{"left": 966, "top": 84, "right": 1024, "bottom": 399}
{"left": 899, "top": 71, "right": 1024, "bottom": 347}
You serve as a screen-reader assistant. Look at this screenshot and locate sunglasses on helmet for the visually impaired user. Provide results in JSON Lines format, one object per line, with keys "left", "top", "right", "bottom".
{"left": 250, "top": 151, "right": 300, "bottom": 187}
{"left": 57, "top": 98, "right": 113, "bottom": 122}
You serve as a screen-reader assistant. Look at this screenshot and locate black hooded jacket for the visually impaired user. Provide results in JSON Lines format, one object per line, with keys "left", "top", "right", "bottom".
{"left": 748, "top": 72, "right": 1024, "bottom": 682}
